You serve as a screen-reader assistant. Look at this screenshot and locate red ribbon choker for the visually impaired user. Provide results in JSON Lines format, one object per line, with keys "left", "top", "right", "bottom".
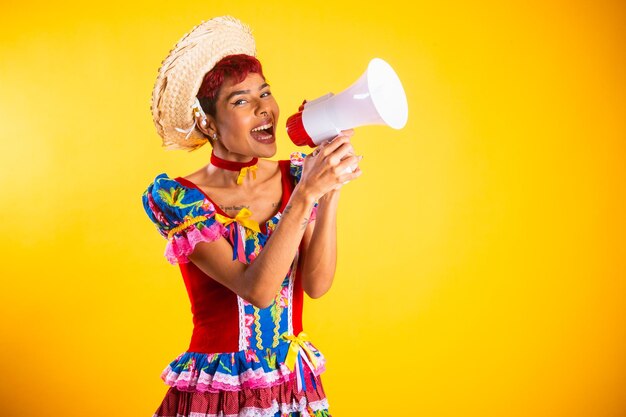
{"left": 210, "top": 152, "right": 258, "bottom": 171}
{"left": 210, "top": 152, "right": 259, "bottom": 185}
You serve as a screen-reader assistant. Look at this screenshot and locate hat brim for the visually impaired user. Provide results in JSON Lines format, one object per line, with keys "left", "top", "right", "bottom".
{"left": 151, "top": 16, "right": 256, "bottom": 151}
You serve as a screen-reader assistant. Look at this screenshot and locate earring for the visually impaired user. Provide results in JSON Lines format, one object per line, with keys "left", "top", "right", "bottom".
{"left": 212, "top": 133, "right": 218, "bottom": 140}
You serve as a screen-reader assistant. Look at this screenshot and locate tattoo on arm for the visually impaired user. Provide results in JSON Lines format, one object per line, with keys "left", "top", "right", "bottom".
{"left": 283, "top": 204, "right": 292, "bottom": 214}
{"left": 301, "top": 217, "right": 309, "bottom": 230}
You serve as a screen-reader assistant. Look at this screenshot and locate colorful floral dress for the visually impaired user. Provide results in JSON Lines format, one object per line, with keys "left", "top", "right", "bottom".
{"left": 142, "top": 153, "right": 330, "bottom": 417}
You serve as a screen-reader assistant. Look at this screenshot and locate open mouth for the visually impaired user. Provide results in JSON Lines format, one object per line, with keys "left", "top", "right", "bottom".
{"left": 250, "top": 122, "right": 275, "bottom": 143}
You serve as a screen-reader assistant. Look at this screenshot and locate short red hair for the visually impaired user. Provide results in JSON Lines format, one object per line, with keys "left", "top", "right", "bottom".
{"left": 197, "top": 54, "right": 264, "bottom": 116}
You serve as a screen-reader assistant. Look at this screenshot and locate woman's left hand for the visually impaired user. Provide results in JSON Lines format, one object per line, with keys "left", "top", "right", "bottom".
{"left": 307, "top": 129, "right": 362, "bottom": 194}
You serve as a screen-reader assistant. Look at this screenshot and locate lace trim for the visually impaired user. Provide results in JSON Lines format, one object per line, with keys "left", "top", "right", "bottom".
{"left": 164, "top": 221, "right": 226, "bottom": 265}
{"left": 237, "top": 295, "right": 247, "bottom": 351}
{"left": 182, "top": 398, "right": 329, "bottom": 417}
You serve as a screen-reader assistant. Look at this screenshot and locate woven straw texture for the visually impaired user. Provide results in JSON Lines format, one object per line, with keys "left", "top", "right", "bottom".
{"left": 151, "top": 16, "right": 256, "bottom": 151}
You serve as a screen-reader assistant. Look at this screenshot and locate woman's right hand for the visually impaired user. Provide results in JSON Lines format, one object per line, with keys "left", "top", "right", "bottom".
{"left": 298, "top": 130, "right": 363, "bottom": 200}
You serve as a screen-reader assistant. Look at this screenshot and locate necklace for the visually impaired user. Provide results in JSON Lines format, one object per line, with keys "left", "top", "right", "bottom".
{"left": 210, "top": 151, "right": 259, "bottom": 185}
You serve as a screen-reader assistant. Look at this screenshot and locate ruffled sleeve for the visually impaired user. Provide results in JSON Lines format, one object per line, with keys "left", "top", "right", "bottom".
{"left": 289, "top": 152, "right": 317, "bottom": 222}
{"left": 142, "top": 173, "right": 226, "bottom": 265}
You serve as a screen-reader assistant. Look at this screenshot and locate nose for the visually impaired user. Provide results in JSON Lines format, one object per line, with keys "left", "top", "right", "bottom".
{"left": 256, "top": 102, "right": 270, "bottom": 118}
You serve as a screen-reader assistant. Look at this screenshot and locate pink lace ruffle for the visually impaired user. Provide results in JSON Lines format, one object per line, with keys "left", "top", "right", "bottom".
{"left": 165, "top": 222, "right": 226, "bottom": 264}
{"left": 159, "top": 343, "right": 326, "bottom": 393}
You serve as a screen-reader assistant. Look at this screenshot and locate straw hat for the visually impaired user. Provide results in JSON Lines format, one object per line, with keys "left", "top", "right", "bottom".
{"left": 151, "top": 16, "right": 256, "bottom": 151}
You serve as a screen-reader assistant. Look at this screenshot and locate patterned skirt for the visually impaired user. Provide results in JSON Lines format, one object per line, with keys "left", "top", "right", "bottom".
{"left": 153, "top": 369, "right": 331, "bottom": 417}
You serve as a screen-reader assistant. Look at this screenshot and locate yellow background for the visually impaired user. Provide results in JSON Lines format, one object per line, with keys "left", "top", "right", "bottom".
{"left": 1, "top": 1, "right": 624, "bottom": 416}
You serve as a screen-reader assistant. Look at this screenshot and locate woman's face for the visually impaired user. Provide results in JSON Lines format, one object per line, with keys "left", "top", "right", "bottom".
{"left": 211, "top": 72, "right": 279, "bottom": 160}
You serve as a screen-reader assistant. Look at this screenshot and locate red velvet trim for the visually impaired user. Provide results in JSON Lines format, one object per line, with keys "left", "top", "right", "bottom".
{"left": 210, "top": 152, "right": 258, "bottom": 171}
{"left": 278, "top": 160, "right": 293, "bottom": 206}
{"left": 282, "top": 158, "right": 303, "bottom": 334}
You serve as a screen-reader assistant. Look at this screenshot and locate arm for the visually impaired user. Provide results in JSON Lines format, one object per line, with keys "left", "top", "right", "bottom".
{"left": 188, "top": 136, "right": 361, "bottom": 308}
{"left": 299, "top": 190, "right": 340, "bottom": 298}
{"left": 189, "top": 189, "right": 314, "bottom": 308}
{"left": 299, "top": 130, "right": 362, "bottom": 298}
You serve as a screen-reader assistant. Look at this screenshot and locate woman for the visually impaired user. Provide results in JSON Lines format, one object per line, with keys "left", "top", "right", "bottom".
{"left": 142, "top": 16, "right": 361, "bottom": 417}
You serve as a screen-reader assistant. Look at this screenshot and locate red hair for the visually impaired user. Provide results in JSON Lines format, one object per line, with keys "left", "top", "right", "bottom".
{"left": 197, "top": 54, "right": 264, "bottom": 116}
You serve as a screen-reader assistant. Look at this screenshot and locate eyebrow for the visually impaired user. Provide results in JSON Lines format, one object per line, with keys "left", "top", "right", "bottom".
{"left": 224, "top": 83, "right": 270, "bottom": 102}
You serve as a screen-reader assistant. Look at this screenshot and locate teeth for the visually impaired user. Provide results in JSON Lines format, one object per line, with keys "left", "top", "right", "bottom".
{"left": 251, "top": 123, "right": 272, "bottom": 132}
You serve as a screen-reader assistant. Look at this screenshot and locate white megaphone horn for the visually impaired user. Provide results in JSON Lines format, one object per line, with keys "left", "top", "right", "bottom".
{"left": 286, "top": 58, "right": 408, "bottom": 147}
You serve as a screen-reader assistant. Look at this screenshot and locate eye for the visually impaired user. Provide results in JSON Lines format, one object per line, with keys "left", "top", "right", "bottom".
{"left": 232, "top": 98, "right": 248, "bottom": 106}
{"left": 261, "top": 90, "right": 272, "bottom": 98}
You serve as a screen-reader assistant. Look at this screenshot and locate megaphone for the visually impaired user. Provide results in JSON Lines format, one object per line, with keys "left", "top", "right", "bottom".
{"left": 286, "top": 58, "right": 408, "bottom": 147}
